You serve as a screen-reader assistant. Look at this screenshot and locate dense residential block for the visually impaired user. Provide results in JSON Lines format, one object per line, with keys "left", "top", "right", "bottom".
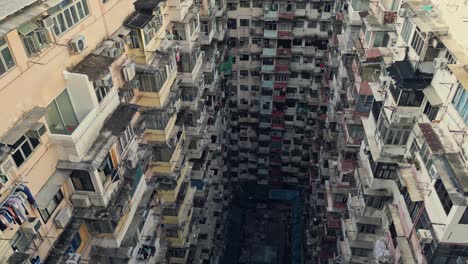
{"left": 0, "top": 0, "right": 467, "bottom": 263}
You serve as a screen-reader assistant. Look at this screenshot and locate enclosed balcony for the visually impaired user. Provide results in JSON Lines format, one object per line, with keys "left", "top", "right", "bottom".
{"left": 46, "top": 55, "right": 120, "bottom": 162}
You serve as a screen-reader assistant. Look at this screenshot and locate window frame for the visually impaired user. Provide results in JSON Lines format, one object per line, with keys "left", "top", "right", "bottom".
{"left": 11, "top": 135, "right": 40, "bottom": 168}
{"left": 52, "top": 0, "right": 90, "bottom": 36}
{"left": 39, "top": 189, "right": 64, "bottom": 223}
{"left": 0, "top": 37, "right": 16, "bottom": 75}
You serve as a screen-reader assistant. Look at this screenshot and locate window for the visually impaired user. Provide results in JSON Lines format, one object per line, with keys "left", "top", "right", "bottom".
{"left": 305, "top": 39, "right": 314, "bottom": 46}
{"left": 65, "top": 233, "right": 82, "bottom": 254}
{"left": 19, "top": 23, "right": 50, "bottom": 57}
{"left": 138, "top": 68, "right": 168, "bottom": 92}
{"left": 129, "top": 30, "right": 140, "bottom": 49}
{"left": 239, "top": 0, "right": 249, "bottom": 8}
{"left": 94, "top": 80, "right": 112, "bottom": 103}
{"left": 435, "top": 179, "right": 453, "bottom": 215}
{"left": 70, "top": 170, "right": 95, "bottom": 191}
{"left": 296, "top": 2, "right": 305, "bottom": 9}
{"left": 239, "top": 54, "right": 249, "bottom": 61}
{"left": 293, "top": 39, "right": 302, "bottom": 46}
{"left": 98, "top": 153, "right": 117, "bottom": 184}
{"left": 411, "top": 27, "right": 426, "bottom": 56}
{"left": 252, "top": 38, "right": 261, "bottom": 45}
{"left": 452, "top": 84, "right": 468, "bottom": 125}
{"left": 240, "top": 85, "right": 248, "bottom": 91}
{"left": 0, "top": 37, "right": 15, "bottom": 75}
{"left": 401, "top": 18, "right": 413, "bottom": 44}
{"left": 252, "top": 0, "right": 262, "bottom": 8}
{"left": 293, "top": 21, "right": 304, "bottom": 28}
{"left": 89, "top": 220, "right": 117, "bottom": 234}
{"left": 459, "top": 209, "right": 468, "bottom": 224}
{"left": 11, "top": 135, "right": 40, "bottom": 167}
{"left": 239, "top": 70, "right": 249, "bottom": 78}
{"left": 373, "top": 32, "right": 389, "bottom": 47}
{"left": 308, "top": 21, "right": 317, "bottom": 28}
{"left": 239, "top": 19, "right": 250, "bottom": 27}
{"left": 45, "top": 89, "right": 79, "bottom": 135}
{"left": 227, "top": 19, "right": 237, "bottom": 29}
{"left": 227, "top": 3, "right": 237, "bottom": 10}
{"left": 52, "top": 0, "right": 89, "bottom": 36}
{"left": 119, "top": 124, "right": 135, "bottom": 152}
{"left": 39, "top": 190, "right": 64, "bottom": 222}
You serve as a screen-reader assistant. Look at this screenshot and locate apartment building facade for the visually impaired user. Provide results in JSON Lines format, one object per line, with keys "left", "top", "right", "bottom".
{"left": 0, "top": 0, "right": 227, "bottom": 263}
{"left": 224, "top": 0, "right": 335, "bottom": 187}
{"left": 319, "top": 0, "right": 468, "bottom": 263}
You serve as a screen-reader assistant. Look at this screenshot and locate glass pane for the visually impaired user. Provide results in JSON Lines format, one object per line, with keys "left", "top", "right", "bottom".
{"left": 64, "top": 9, "right": 73, "bottom": 28}
{"left": 12, "top": 151, "right": 25, "bottom": 167}
{"left": 45, "top": 101, "right": 67, "bottom": 134}
{"left": 56, "top": 90, "right": 79, "bottom": 134}
{"left": 70, "top": 6, "right": 79, "bottom": 24}
{"left": 1, "top": 47, "right": 15, "bottom": 69}
{"left": 57, "top": 13, "right": 67, "bottom": 33}
{"left": 82, "top": 0, "right": 89, "bottom": 16}
{"left": 77, "top": 2, "right": 85, "bottom": 19}
{"left": 20, "top": 142, "right": 32, "bottom": 158}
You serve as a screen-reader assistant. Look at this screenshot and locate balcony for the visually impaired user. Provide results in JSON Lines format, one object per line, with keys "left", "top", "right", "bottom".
{"left": 278, "top": 31, "right": 293, "bottom": 39}
{"left": 273, "top": 95, "right": 286, "bottom": 103}
{"left": 263, "top": 30, "right": 278, "bottom": 39}
{"left": 276, "top": 48, "right": 292, "bottom": 56}
{"left": 47, "top": 56, "right": 120, "bottom": 162}
{"left": 262, "top": 48, "right": 277, "bottom": 57}
{"left": 275, "top": 64, "right": 289, "bottom": 72}
{"left": 278, "top": 11, "right": 294, "bottom": 20}
{"left": 264, "top": 10, "right": 278, "bottom": 20}
{"left": 261, "top": 64, "right": 275, "bottom": 72}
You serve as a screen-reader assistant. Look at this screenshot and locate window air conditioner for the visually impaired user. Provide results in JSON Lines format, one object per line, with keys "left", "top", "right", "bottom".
{"left": 38, "top": 16, "right": 54, "bottom": 28}
{"left": 429, "top": 165, "right": 439, "bottom": 180}
{"left": 123, "top": 62, "right": 136, "bottom": 81}
{"left": 433, "top": 58, "right": 448, "bottom": 69}
{"left": 21, "top": 218, "right": 42, "bottom": 235}
{"left": 115, "top": 39, "right": 126, "bottom": 50}
{"left": 71, "top": 194, "right": 91, "bottom": 208}
{"left": 103, "top": 47, "right": 119, "bottom": 58}
{"left": 55, "top": 207, "right": 72, "bottom": 228}
{"left": 417, "top": 229, "right": 433, "bottom": 244}
{"left": 96, "top": 73, "right": 113, "bottom": 87}
{"left": 66, "top": 253, "right": 82, "bottom": 264}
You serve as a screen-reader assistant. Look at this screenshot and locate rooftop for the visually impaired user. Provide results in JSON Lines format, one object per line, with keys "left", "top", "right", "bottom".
{"left": 72, "top": 54, "right": 115, "bottom": 81}
{"left": 0, "top": 0, "right": 36, "bottom": 21}
{"left": 103, "top": 104, "right": 138, "bottom": 136}
{"left": 134, "top": 0, "right": 164, "bottom": 13}
{"left": 418, "top": 123, "right": 445, "bottom": 155}
{"left": 124, "top": 11, "right": 153, "bottom": 29}
{"left": 386, "top": 58, "right": 432, "bottom": 90}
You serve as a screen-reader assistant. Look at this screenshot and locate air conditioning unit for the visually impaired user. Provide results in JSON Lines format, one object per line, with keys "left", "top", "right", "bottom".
{"left": 379, "top": 76, "right": 391, "bottom": 88}
{"left": 66, "top": 253, "right": 82, "bottom": 264}
{"left": 54, "top": 207, "right": 72, "bottom": 228}
{"left": 69, "top": 35, "right": 86, "bottom": 53}
{"left": 115, "top": 39, "right": 126, "bottom": 50}
{"left": 131, "top": 79, "right": 141, "bottom": 89}
{"left": 398, "top": 8, "right": 407, "bottom": 17}
{"left": 0, "top": 156, "right": 17, "bottom": 182}
{"left": 26, "top": 122, "right": 47, "bottom": 139}
{"left": 38, "top": 16, "right": 54, "bottom": 28}
{"left": 125, "top": 153, "right": 139, "bottom": 168}
{"left": 184, "top": 242, "right": 191, "bottom": 248}
{"left": 21, "top": 218, "right": 42, "bottom": 235}
{"left": 429, "top": 164, "right": 439, "bottom": 180}
{"left": 123, "top": 62, "right": 136, "bottom": 81}
{"left": 104, "top": 47, "right": 119, "bottom": 58}
{"left": 96, "top": 73, "right": 113, "bottom": 87}
{"left": 71, "top": 194, "right": 91, "bottom": 208}
{"left": 417, "top": 229, "right": 433, "bottom": 244}
{"left": 433, "top": 58, "right": 448, "bottom": 69}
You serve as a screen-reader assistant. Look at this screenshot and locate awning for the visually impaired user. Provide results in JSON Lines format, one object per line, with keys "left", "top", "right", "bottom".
{"left": 423, "top": 85, "right": 443, "bottom": 106}
{"left": 448, "top": 64, "right": 468, "bottom": 91}
{"left": 400, "top": 167, "right": 424, "bottom": 202}
{"left": 17, "top": 20, "right": 38, "bottom": 35}
{"left": 35, "top": 169, "right": 71, "bottom": 209}
{"left": 0, "top": 106, "right": 46, "bottom": 145}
